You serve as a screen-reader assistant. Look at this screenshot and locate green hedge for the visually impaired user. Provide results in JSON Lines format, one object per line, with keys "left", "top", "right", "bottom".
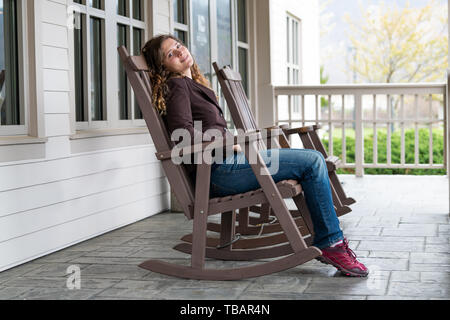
{"left": 322, "top": 128, "right": 446, "bottom": 175}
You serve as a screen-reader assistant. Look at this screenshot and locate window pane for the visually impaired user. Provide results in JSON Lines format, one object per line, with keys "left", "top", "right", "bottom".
{"left": 74, "top": 12, "right": 86, "bottom": 122}
{"left": 89, "top": 0, "right": 103, "bottom": 10}
{"left": 238, "top": 47, "right": 248, "bottom": 95}
{"left": 286, "top": 17, "right": 290, "bottom": 63}
{"left": 191, "top": 0, "right": 211, "bottom": 80}
{"left": 118, "top": 24, "right": 128, "bottom": 120}
{"left": 0, "top": 0, "right": 21, "bottom": 126}
{"left": 217, "top": 0, "right": 232, "bottom": 67}
{"left": 173, "top": 0, "right": 186, "bottom": 24}
{"left": 132, "top": 0, "right": 142, "bottom": 21}
{"left": 237, "top": 0, "right": 247, "bottom": 43}
{"left": 174, "top": 30, "right": 187, "bottom": 45}
{"left": 133, "top": 28, "right": 143, "bottom": 119}
{"left": 90, "top": 17, "right": 104, "bottom": 121}
{"left": 117, "top": 0, "right": 127, "bottom": 16}
{"left": 293, "top": 20, "right": 298, "bottom": 65}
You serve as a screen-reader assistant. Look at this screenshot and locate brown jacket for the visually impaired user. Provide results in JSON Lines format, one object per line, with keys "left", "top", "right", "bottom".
{"left": 164, "top": 76, "right": 230, "bottom": 175}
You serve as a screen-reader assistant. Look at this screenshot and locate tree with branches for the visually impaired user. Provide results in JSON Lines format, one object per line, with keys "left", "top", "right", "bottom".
{"left": 344, "top": 0, "right": 448, "bottom": 84}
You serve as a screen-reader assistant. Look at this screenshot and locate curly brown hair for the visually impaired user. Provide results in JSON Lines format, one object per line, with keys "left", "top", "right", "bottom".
{"left": 142, "top": 34, "right": 212, "bottom": 115}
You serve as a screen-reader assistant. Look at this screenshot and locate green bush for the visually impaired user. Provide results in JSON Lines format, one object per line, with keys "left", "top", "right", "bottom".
{"left": 322, "top": 128, "right": 446, "bottom": 175}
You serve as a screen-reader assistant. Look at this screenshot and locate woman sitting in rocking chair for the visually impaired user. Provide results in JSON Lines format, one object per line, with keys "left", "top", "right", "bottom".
{"left": 142, "top": 34, "right": 369, "bottom": 278}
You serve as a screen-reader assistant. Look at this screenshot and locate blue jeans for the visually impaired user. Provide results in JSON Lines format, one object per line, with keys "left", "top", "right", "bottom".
{"left": 209, "top": 149, "right": 344, "bottom": 249}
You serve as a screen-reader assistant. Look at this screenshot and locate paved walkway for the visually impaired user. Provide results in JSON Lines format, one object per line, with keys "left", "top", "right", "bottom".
{"left": 0, "top": 175, "right": 448, "bottom": 300}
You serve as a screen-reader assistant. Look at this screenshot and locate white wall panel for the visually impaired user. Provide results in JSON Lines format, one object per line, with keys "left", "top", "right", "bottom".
{"left": 44, "top": 91, "right": 71, "bottom": 114}
{"left": 0, "top": 0, "right": 171, "bottom": 272}
{"left": 41, "top": 23, "right": 68, "bottom": 48}
{"left": 0, "top": 178, "right": 169, "bottom": 243}
{"left": 0, "top": 191, "right": 169, "bottom": 272}
{"left": 0, "top": 162, "right": 164, "bottom": 217}
{"left": 0, "top": 146, "right": 157, "bottom": 192}
{"left": 44, "top": 114, "right": 71, "bottom": 137}
{"left": 42, "top": 46, "right": 69, "bottom": 70}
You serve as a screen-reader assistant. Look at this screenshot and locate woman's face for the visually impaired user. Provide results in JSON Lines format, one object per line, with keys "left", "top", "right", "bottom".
{"left": 161, "top": 38, "right": 194, "bottom": 77}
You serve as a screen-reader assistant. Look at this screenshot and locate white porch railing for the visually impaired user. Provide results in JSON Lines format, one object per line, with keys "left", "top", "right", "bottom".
{"left": 273, "top": 83, "right": 448, "bottom": 177}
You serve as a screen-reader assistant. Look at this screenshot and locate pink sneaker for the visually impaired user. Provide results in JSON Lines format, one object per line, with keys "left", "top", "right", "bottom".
{"left": 317, "top": 238, "right": 369, "bottom": 277}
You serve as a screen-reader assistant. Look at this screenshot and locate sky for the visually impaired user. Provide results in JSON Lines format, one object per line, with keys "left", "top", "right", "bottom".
{"left": 320, "top": 0, "right": 448, "bottom": 83}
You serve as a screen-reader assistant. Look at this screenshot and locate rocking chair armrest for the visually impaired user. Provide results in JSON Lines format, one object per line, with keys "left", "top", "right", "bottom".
{"left": 155, "top": 131, "right": 263, "bottom": 160}
{"left": 280, "top": 124, "right": 322, "bottom": 136}
{"left": 260, "top": 127, "right": 285, "bottom": 139}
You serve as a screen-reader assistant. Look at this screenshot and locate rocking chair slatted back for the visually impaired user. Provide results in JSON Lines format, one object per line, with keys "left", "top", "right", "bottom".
{"left": 118, "top": 46, "right": 195, "bottom": 219}
{"left": 213, "top": 63, "right": 267, "bottom": 151}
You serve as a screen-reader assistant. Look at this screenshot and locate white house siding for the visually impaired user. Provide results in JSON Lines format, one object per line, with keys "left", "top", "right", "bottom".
{"left": 269, "top": 0, "right": 320, "bottom": 147}
{"left": 250, "top": 0, "right": 319, "bottom": 130}
{"left": 0, "top": 0, "right": 171, "bottom": 272}
{"left": 152, "top": 0, "right": 171, "bottom": 35}
{"left": 270, "top": 0, "right": 320, "bottom": 86}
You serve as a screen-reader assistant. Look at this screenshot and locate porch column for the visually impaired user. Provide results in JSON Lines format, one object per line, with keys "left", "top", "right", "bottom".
{"left": 249, "top": 0, "right": 275, "bottom": 128}
{"left": 447, "top": 70, "right": 450, "bottom": 215}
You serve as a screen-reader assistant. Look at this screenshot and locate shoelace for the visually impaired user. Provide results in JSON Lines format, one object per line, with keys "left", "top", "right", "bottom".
{"left": 342, "top": 239, "right": 358, "bottom": 263}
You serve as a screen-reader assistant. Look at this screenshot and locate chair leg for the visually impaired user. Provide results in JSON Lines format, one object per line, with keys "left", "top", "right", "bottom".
{"left": 191, "top": 209, "right": 208, "bottom": 270}
{"left": 219, "top": 211, "right": 236, "bottom": 250}
{"left": 191, "top": 162, "right": 211, "bottom": 270}
{"left": 292, "top": 193, "right": 315, "bottom": 241}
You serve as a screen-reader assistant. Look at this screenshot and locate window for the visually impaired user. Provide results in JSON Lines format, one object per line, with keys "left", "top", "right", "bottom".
{"left": 173, "top": 0, "right": 189, "bottom": 45}
{"left": 236, "top": 0, "right": 248, "bottom": 95}
{"left": 216, "top": 0, "right": 232, "bottom": 69}
{"left": 0, "top": 0, "right": 22, "bottom": 129}
{"left": 286, "top": 13, "right": 302, "bottom": 112}
{"left": 170, "top": 0, "right": 248, "bottom": 129}
{"left": 286, "top": 13, "right": 301, "bottom": 85}
{"left": 72, "top": 0, "right": 146, "bottom": 130}
{"left": 191, "top": 0, "right": 211, "bottom": 81}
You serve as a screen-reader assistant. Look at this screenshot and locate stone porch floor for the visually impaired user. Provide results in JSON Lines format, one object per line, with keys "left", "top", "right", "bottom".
{"left": 0, "top": 175, "right": 449, "bottom": 300}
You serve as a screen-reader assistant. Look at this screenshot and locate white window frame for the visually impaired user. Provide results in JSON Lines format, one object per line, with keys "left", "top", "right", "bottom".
{"left": 234, "top": 0, "right": 249, "bottom": 89}
{"left": 286, "top": 13, "right": 302, "bottom": 86}
{"left": 173, "top": 0, "right": 190, "bottom": 46}
{"left": 0, "top": 0, "right": 29, "bottom": 136}
{"left": 70, "top": 0, "right": 147, "bottom": 132}
{"left": 286, "top": 12, "right": 302, "bottom": 114}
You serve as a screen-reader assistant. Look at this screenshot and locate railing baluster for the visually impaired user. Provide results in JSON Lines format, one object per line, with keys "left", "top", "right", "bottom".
{"left": 315, "top": 95, "right": 320, "bottom": 127}
{"left": 415, "top": 94, "right": 419, "bottom": 166}
{"left": 429, "top": 94, "right": 433, "bottom": 165}
{"left": 288, "top": 94, "right": 292, "bottom": 129}
{"left": 373, "top": 95, "right": 378, "bottom": 166}
{"left": 401, "top": 94, "right": 406, "bottom": 165}
{"left": 355, "top": 94, "right": 364, "bottom": 177}
{"left": 342, "top": 95, "right": 346, "bottom": 165}
{"left": 301, "top": 95, "right": 305, "bottom": 127}
{"left": 387, "top": 94, "right": 392, "bottom": 166}
{"left": 329, "top": 95, "right": 333, "bottom": 156}
{"left": 275, "top": 94, "right": 279, "bottom": 125}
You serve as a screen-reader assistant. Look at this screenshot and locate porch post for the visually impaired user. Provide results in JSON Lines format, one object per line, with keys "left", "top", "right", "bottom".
{"left": 251, "top": 0, "right": 274, "bottom": 128}
{"left": 447, "top": 70, "right": 450, "bottom": 216}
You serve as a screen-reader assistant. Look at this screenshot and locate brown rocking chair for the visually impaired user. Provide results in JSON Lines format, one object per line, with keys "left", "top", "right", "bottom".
{"left": 212, "top": 63, "right": 355, "bottom": 227}
{"left": 118, "top": 46, "right": 321, "bottom": 280}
